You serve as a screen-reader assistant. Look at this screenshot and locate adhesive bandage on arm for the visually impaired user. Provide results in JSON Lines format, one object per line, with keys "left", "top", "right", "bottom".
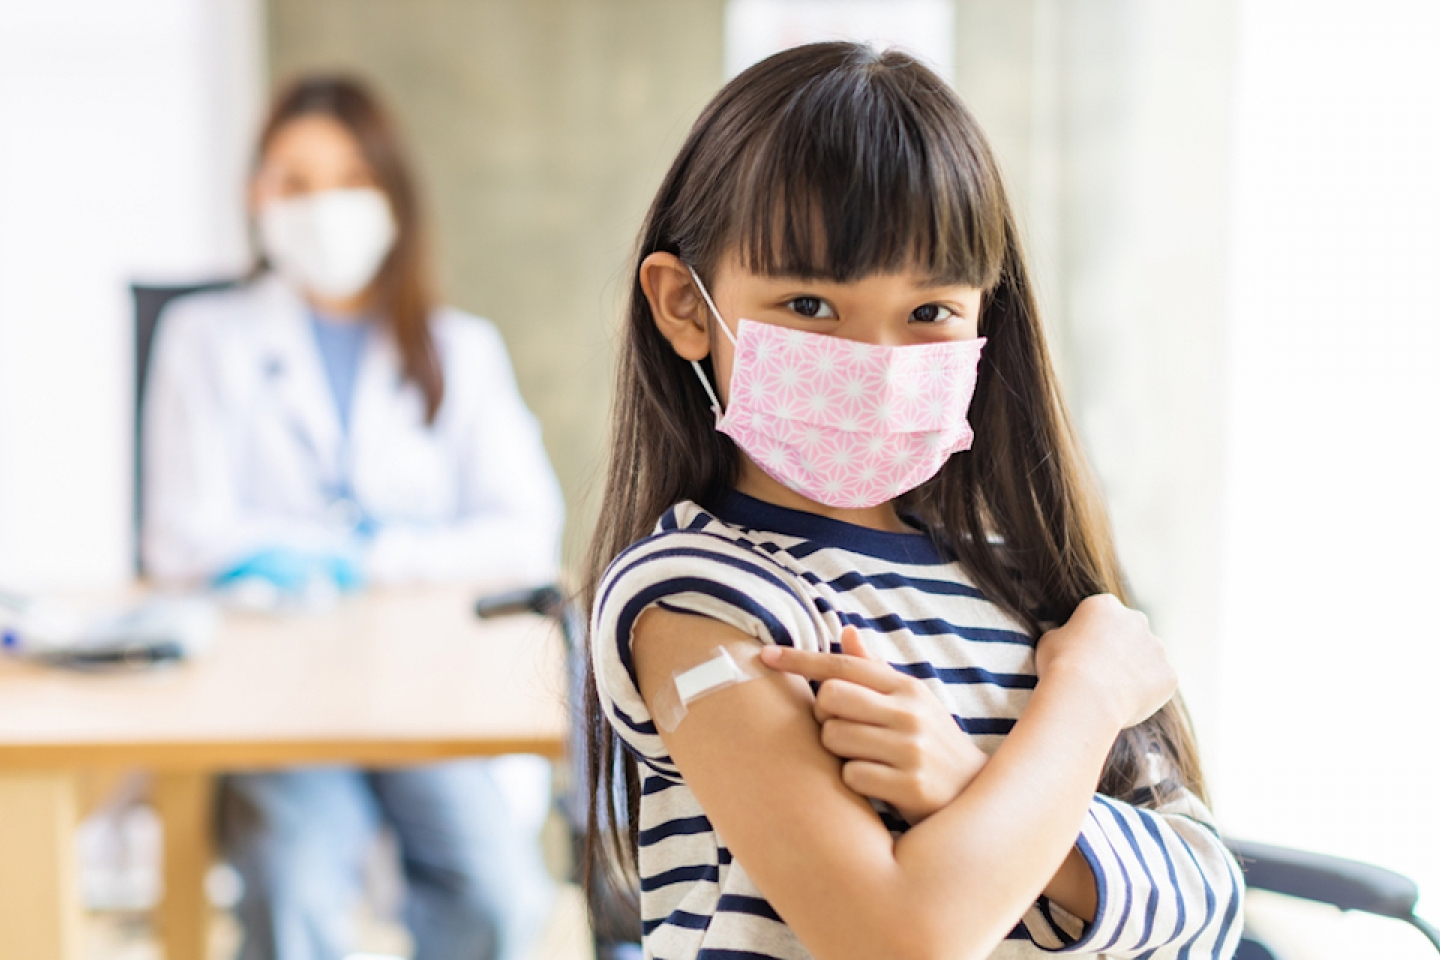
{"left": 652, "top": 643, "right": 763, "bottom": 733}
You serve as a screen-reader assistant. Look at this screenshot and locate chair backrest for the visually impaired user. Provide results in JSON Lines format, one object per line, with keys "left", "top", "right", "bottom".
{"left": 1226, "top": 836, "right": 1440, "bottom": 956}
{"left": 131, "top": 279, "right": 240, "bottom": 572}
{"left": 472, "top": 585, "right": 644, "bottom": 955}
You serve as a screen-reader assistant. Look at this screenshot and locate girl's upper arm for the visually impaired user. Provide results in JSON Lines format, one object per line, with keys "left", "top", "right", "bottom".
{"left": 631, "top": 605, "right": 929, "bottom": 960}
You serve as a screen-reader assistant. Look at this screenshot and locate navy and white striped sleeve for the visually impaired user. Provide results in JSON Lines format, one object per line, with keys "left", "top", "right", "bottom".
{"left": 591, "top": 526, "right": 823, "bottom": 780}
{"left": 1030, "top": 789, "right": 1245, "bottom": 958}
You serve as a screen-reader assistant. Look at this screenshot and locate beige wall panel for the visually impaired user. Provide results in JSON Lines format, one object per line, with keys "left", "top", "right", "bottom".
{"left": 268, "top": 0, "right": 725, "bottom": 570}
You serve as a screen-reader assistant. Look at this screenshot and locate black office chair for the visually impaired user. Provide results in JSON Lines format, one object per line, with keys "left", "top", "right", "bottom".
{"left": 479, "top": 586, "right": 1439, "bottom": 960}
{"left": 131, "top": 279, "right": 240, "bottom": 572}
{"left": 1228, "top": 837, "right": 1440, "bottom": 959}
{"left": 473, "top": 584, "right": 643, "bottom": 960}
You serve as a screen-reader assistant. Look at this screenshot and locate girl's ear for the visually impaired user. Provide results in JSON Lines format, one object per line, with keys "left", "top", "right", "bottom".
{"left": 640, "top": 252, "right": 712, "bottom": 361}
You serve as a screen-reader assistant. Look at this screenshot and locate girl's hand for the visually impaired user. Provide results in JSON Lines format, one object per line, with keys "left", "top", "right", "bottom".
{"left": 759, "top": 626, "right": 988, "bottom": 824}
{"left": 1034, "top": 593, "right": 1177, "bottom": 730}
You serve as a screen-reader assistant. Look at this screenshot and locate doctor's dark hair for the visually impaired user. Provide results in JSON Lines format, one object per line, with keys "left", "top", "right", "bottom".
{"left": 581, "top": 42, "right": 1208, "bottom": 916}
{"left": 255, "top": 75, "right": 444, "bottom": 422}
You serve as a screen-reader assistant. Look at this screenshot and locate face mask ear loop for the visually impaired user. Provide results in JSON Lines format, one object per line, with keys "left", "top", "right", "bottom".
{"left": 684, "top": 266, "right": 735, "bottom": 419}
{"left": 691, "top": 359, "right": 724, "bottom": 419}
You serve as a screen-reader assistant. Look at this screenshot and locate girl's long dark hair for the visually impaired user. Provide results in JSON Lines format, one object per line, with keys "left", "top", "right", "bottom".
{"left": 582, "top": 42, "right": 1206, "bottom": 918}
{"left": 255, "top": 75, "right": 444, "bottom": 422}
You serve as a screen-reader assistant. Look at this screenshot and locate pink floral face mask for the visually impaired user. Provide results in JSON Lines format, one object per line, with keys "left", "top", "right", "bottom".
{"left": 687, "top": 268, "right": 986, "bottom": 510}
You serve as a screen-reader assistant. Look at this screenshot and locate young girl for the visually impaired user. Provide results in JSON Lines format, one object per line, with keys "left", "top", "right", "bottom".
{"left": 585, "top": 43, "right": 1242, "bottom": 960}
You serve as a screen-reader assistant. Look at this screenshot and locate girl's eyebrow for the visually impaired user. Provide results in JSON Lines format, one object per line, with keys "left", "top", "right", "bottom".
{"left": 755, "top": 274, "right": 838, "bottom": 285}
{"left": 753, "top": 274, "right": 979, "bottom": 291}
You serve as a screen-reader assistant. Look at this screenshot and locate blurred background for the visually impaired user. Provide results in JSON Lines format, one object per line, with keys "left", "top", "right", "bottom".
{"left": 0, "top": 0, "right": 1436, "bottom": 956}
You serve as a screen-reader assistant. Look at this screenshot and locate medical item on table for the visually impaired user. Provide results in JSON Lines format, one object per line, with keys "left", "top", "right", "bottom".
{"left": 0, "top": 588, "right": 218, "bottom": 671}
{"left": 651, "top": 644, "right": 764, "bottom": 733}
{"left": 210, "top": 547, "right": 365, "bottom": 613}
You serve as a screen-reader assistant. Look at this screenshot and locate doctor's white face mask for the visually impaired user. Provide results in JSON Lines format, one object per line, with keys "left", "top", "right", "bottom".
{"left": 259, "top": 188, "right": 397, "bottom": 300}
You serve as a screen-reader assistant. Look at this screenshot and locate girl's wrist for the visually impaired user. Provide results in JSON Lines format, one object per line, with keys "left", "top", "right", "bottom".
{"left": 1033, "top": 658, "right": 1128, "bottom": 740}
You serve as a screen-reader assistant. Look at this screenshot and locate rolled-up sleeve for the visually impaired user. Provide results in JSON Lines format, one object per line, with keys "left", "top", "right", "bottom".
{"left": 1025, "top": 790, "right": 1244, "bottom": 958}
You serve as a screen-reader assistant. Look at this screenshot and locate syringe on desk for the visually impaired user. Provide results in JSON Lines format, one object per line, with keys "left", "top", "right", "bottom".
{"left": 0, "top": 588, "right": 218, "bottom": 670}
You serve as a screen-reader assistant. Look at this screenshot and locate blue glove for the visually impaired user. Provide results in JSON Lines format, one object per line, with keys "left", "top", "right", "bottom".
{"left": 212, "top": 548, "right": 365, "bottom": 595}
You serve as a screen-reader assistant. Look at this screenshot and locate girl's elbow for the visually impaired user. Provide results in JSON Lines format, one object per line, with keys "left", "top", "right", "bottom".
{"left": 886, "top": 938, "right": 954, "bottom": 960}
{"left": 882, "top": 932, "right": 995, "bottom": 960}
{"left": 864, "top": 903, "right": 1002, "bottom": 960}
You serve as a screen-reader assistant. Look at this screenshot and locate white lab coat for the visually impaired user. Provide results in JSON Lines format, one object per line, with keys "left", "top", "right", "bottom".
{"left": 142, "top": 273, "right": 564, "bottom": 587}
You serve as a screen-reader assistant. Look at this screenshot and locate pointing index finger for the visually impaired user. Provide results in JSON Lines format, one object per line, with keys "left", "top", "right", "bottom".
{"left": 758, "top": 643, "right": 905, "bottom": 694}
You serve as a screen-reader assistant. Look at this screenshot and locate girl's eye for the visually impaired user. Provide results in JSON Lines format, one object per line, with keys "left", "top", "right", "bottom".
{"left": 911, "top": 303, "right": 957, "bottom": 324}
{"left": 787, "top": 296, "right": 835, "bottom": 319}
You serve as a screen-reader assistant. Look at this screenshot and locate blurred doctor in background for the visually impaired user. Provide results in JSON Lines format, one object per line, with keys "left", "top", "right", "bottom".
{"left": 142, "top": 75, "right": 562, "bottom": 960}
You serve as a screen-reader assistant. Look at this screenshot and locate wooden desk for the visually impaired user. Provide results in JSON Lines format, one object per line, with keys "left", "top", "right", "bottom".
{"left": 0, "top": 585, "right": 568, "bottom": 960}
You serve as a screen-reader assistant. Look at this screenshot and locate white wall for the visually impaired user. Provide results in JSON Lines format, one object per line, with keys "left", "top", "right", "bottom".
{"left": 1216, "top": 0, "right": 1440, "bottom": 913}
{"left": 953, "top": 0, "right": 1236, "bottom": 751}
{"left": 956, "top": 0, "right": 1440, "bottom": 919}
{"left": 1038, "top": 0, "right": 1236, "bottom": 749}
{"left": 0, "top": 0, "right": 263, "bottom": 589}
{"left": 724, "top": 0, "right": 955, "bottom": 80}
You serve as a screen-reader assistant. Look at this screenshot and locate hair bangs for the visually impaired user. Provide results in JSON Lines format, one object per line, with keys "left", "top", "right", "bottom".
{"left": 728, "top": 49, "right": 1007, "bottom": 289}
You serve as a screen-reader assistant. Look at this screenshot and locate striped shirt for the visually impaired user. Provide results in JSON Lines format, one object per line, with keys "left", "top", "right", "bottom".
{"left": 592, "top": 492, "right": 1244, "bottom": 960}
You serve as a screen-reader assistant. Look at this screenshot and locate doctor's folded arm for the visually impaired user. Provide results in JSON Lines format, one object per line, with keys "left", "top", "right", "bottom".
{"left": 139, "top": 74, "right": 563, "bottom": 960}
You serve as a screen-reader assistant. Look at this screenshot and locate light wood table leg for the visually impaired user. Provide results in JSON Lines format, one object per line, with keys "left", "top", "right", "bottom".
{"left": 154, "top": 772, "right": 215, "bottom": 960}
{"left": 0, "top": 771, "right": 83, "bottom": 960}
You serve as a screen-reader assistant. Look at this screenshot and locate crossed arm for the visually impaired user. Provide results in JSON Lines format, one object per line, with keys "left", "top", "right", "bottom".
{"left": 632, "top": 595, "right": 1176, "bottom": 960}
